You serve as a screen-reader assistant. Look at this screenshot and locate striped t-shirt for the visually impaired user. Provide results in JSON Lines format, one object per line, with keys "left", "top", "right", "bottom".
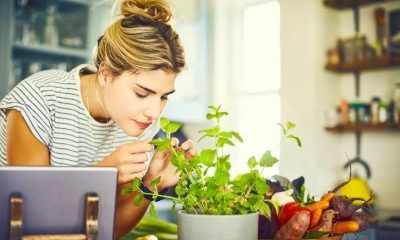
{"left": 0, "top": 64, "right": 160, "bottom": 166}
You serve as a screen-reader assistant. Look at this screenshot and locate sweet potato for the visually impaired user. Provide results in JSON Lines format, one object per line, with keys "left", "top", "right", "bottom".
{"left": 275, "top": 210, "right": 310, "bottom": 240}
{"left": 332, "top": 220, "right": 359, "bottom": 235}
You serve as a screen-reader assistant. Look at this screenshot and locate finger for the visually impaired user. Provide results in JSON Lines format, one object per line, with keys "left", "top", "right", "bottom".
{"left": 118, "top": 171, "right": 146, "bottom": 184}
{"left": 180, "top": 139, "right": 193, "bottom": 151}
{"left": 121, "top": 141, "right": 153, "bottom": 154}
{"left": 171, "top": 137, "right": 179, "bottom": 147}
{"left": 119, "top": 162, "right": 147, "bottom": 175}
{"left": 122, "top": 153, "right": 148, "bottom": 164}
{"left": 185, "top": 149, "right": 197, "bottom": 160}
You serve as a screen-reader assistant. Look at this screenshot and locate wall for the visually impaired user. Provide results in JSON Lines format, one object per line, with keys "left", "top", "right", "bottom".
{"left": 279, "top": 0, "right": 400, "bottom": 209}
{"left": 337, "top": 2, "right": 400, "bottom": 210}
{"left": 182, "top": 0, "right": 400, "bottom": 210}
{"left": 279, "top": 0, "right": 342, "bottom": 199}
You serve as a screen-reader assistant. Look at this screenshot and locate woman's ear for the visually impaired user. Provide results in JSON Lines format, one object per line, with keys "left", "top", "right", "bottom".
{"left": 97, "top": 63, "right": 111, "bottom": 87}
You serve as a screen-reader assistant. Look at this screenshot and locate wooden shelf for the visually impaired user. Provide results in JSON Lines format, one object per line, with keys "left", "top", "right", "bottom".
{"left": 323, "top": 0, "right": 399, "bottom": 10}
{"left": 325, "top": 123, "right": 400, "bottom": 132}
{"left": 13, "top": 42, "right": 87, "bottom": 59}
{"left": 325, "top": 56, "right": 400, "bottom": 72}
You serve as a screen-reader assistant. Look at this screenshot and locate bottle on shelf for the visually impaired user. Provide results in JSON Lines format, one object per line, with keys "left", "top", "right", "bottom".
{"left": 374, "top": 7, "right": 387, "bottom": 56}
{"left": 371, "top": 97, "right": 381, "bottom": 125}
{"left": 43, "top": 4, "right": 59, "bottom": 47}
{"left": 394, "top": 82, "right": 400, "bottom": 124}
{"left": 22, "top": 13, "right": 38, "bottom": 45}
{"left": 339, "top": 100, "right": 350, "bottom": 125}
{"left": 387, "top": 100, "right": 396, "bottom": 125}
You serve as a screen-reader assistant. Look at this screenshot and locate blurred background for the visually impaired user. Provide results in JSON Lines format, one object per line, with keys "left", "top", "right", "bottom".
{"left": 0, "top": 0, "right": 399, "bottom": 238}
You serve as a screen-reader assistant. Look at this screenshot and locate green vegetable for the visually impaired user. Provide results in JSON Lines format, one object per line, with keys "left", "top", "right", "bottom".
{"left": 121, "top": 216, "right": 178, "bottom": 240}
{"left": 302, "top": 231, "right": 329, "bottom": 239}
{"left": 124, "top": 105, "right": 301, "bottom": 218}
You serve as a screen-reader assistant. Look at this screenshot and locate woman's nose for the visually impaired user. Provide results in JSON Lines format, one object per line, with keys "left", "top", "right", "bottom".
{"left": 143, "top": 100, "right": 162, "bottom": 120}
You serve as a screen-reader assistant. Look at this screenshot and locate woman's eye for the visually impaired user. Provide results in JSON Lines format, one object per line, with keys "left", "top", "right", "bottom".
{"left": 161, "top": 95, "right": 169, "bottom": 101}
{"left": 135, "top": 92, "right": 148, "bottom": 98}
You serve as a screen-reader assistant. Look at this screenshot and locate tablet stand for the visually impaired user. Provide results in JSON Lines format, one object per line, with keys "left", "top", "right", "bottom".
{"left": 9, "top": 193, "right": 99, "bottom": 240}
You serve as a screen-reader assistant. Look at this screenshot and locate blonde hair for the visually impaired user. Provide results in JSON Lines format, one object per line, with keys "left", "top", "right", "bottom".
{"left": 95, "top": 0, "right": 185, "bottom": 76}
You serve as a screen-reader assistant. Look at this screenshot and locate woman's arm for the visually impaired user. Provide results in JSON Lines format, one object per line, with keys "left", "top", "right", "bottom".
{"left": 7, "top": 109, "right": 151, "bottom": 238}
{"left": 113, "top": 182, "right": 151, "bottom": 238}
{"left": 6, "top": 109, "right": 50, "bottom": 165}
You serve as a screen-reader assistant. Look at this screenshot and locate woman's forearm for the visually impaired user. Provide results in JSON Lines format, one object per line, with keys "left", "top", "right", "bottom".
{"left": 114, "top": 183, "right": 150, "bottom": 238}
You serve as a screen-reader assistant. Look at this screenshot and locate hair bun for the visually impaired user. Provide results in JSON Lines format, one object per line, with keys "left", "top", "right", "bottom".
{"left": 120, "top": 0, "right": 172, "bottom": 24}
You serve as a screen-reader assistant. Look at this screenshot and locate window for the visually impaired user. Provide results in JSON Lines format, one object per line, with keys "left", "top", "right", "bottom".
{"left": 233, "top": 0, "right": 281, "bottom": 177}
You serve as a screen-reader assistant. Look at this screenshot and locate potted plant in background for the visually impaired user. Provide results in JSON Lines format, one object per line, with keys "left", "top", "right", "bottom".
{"left": 123, "top": 105, "right": 301, "bottom": 240}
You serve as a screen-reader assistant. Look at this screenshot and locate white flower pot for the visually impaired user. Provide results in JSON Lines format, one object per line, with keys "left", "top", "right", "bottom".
{"left": 177, "top": 210, "right": 258, "bottom": 240}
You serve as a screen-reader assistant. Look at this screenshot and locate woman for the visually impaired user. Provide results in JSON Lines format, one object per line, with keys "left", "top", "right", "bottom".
{"left": 0, "top": 0, "right": 195, "bottom": 237}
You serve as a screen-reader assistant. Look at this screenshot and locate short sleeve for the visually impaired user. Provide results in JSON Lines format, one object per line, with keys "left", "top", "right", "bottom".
{"left": 0, "top": 80, "right": 52, "bottom": 146}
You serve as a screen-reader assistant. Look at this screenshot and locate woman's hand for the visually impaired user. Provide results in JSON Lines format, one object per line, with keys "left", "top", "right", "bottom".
{"left": 143, "top": 138, "right": 196, "bottom": 191}
{"left": 97, "top": 141, "right": 153, "bottom": 184}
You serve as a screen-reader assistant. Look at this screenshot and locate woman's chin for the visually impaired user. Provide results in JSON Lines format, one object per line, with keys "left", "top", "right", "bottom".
{"left": 125, "top": 126, "right": 147, "bottom": 137}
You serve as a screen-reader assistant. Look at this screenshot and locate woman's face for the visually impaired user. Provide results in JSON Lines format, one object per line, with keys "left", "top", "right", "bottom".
{"left": 102, "top": 69, "right": 176, "bottom": 137}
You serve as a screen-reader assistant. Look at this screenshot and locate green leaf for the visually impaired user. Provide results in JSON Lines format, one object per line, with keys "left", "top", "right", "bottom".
{"left": 259, "top": 150, "right": 279, "bottom": 167}
{"left": 160, "top": 117, "right": 170, "bottom": 131}
{"left": 150, "top": 176, "right": 161, "bottom": 187}
{"left": 157, "top": 138, "right": 172, "bottom": 151}
{"left": 277, "top": 123, "right": 287, "bottom": 135}
{"left": 287, "top": 134, "right": 302, "bottom": 147}
{"left": 165, "top": 121, "right": 182, "bottom": 134}
{"left": 215, "top": 168, "right": 230, "bottom": 185}
{"left": 208, "top": 105, "right": 220, "bottom": 112}
{"left": 258, "top": 201, "right": 271, "bottom": 218}
{"left": 218, "top": 131, "right": 232, "bottom": 138}
{"left": 254, "top": 178, "right": 269, "bottom": 194}
{"left": 175, "top": 183, "right": 186, "bottom": 196}
{"left": 216, "top": 111, "right": 229, "bottom": 119}
{"left": 287, "top": 121, "right": 296, "bottom": 131}
{"left": 134, "top": 193, "right": 144, "bottom": 206}
{"left": 149, "top": 138, "right": 165, "bottom": 147}
{"left": 216, "top": 137, "right": 234, "bottom": 147}
{"left": 206, "top": 113, "right": 215, "bottom": 120}
{"left": 189, "top": 155, "right": 201, "bottom": 168}
{"left": 120, "top": 188, "right": 132, "bottom": 195}
{"left": 173, "top": 152, "right": 187, "bottom": 169}
{"left": 302, "top": 231, "right": 329, "bottom": 239}
{"left": 247, "top": 156, "right": 257, "bottom": 169}
{"left": 200, "top": 149, "right": 216, "bottom": 167}
{"left": 198, "top": 126, "right": 220, "bottom": 137}
{"left": 131, "top": 178, "right": 142, "bottom": 192}
{"left": 231, "top": 131, "right": 243, "bottom": 143}
{"left": 149, "top": 202, "right": 158, "bottom": 218}
{"left": 299, "top": 183, "right": 306, "bottom": 203}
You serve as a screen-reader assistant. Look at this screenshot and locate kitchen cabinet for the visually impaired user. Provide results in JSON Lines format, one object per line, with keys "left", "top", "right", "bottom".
{"left": 323, "top": 0, "right": 400, "bottom": 178}
{"left": 0, "top": 0, "right": 210, "bottom": 123}
{"left": 0, "top": 0, "right": 103, "bottom": 99}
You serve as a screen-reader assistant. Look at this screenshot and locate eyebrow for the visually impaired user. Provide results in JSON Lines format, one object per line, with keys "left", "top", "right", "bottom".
{"left": 136, "top": 84, "right": 176, "bottom": 96}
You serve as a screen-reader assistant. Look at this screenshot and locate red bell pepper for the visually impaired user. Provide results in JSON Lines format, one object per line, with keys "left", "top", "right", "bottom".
{"left": 278, "top": 202, "right": 311, "bottom": 227}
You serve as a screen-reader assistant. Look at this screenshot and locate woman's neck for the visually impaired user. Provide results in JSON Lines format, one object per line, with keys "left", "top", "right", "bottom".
{"left": 80, "top": 73, "right": 110, "bottom": 123}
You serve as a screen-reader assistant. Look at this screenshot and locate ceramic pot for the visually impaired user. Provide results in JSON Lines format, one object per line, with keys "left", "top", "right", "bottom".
{"left": 177, "top": 210, "right": 258, "bottom": 240}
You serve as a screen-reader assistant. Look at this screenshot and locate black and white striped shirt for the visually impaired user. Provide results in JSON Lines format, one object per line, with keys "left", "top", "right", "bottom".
{"left": 0, "top": 64, "right": 159, "bottom": 166}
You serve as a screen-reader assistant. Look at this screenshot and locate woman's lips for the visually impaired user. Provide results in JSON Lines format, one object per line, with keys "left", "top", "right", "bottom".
{"left": 134, "top": 120, "right": 151, "bottom": 129}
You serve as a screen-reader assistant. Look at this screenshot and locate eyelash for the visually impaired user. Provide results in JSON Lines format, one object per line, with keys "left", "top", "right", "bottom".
{"left": 135, "top": 92, "right": 169, "bottom": 101}
{"left": 135, "top": 92, "right": 148, "bottom": 98}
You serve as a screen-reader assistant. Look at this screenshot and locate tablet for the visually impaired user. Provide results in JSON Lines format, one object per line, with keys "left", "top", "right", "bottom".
{"left": 0, "top": 166, "right": 118, "bottom": 239}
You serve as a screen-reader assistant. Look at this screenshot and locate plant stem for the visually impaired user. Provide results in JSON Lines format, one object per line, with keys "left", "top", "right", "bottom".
{"left": 189, "top": 194, "right": 205, "bottom": 214}
{"left": 140, "top": 191, "right": 180, "bottom": 202}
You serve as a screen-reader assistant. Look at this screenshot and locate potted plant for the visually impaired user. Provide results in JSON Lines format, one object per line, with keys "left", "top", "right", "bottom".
{"left": 123, "top": 106, "right": 300, "bottom": 240}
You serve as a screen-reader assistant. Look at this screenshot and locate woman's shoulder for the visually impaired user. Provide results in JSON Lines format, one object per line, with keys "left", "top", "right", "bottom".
{"left": 17, "top": 64, "right": 93, "bottom": 96}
